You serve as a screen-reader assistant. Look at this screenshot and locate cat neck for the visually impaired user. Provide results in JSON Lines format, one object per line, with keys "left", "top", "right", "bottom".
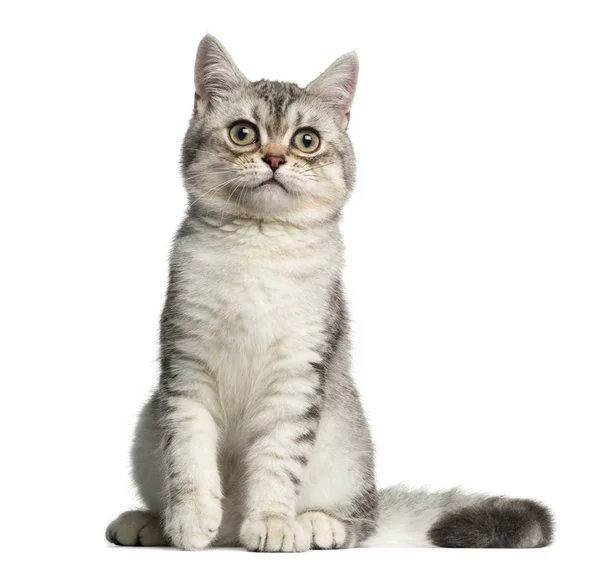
{"left": 185, "top": 207, "right": 340, "bottom": 236}
{"left": 179, "top": 211, "right": 343, "bottom": 260}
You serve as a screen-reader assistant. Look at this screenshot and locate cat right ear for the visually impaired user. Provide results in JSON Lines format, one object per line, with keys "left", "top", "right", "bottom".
{"left": 307, "top": 51, "right": 359, "bottom": 125}
{"left": 194, "top": 34, "right": 248, "bottom": 105}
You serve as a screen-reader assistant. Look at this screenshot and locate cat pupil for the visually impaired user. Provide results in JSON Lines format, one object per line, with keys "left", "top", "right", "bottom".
{"left": 239, "top": 127, "right": 248, "bottom": 140}
{"left": 303, "top": 134, "right": 312, "bottom": 147}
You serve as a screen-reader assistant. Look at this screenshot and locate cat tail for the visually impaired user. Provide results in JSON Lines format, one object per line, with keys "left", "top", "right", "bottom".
{"left": 360, "top": 484, "right": 554, "bottom": 548}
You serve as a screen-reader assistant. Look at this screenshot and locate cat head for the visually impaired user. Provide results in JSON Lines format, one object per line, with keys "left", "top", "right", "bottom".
{"left": 181, "top": 34, "right": 358, "bottom": 226}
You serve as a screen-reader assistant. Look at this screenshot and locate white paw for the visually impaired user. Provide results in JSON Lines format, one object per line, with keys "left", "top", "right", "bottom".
{"left": 164, "top": 491, "right": 222, "bottom": 550}
{"left": 106, "top": 510, "right": 165, "bottom": 546}
{"left": 240, "top": 516, "right": 310, "bottom": 552}
{"left": 298, "top": 511, "right": 347, "bottom": 549}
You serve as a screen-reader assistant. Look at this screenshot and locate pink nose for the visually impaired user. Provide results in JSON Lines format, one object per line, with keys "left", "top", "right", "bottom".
{"left": 263, "top": 154, "right": 286, "bottom": 171}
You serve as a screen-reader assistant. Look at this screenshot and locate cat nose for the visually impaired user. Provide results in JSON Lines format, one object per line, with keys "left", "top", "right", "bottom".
{"left": 263, "top": 154, "right": 286, "bottom": 171}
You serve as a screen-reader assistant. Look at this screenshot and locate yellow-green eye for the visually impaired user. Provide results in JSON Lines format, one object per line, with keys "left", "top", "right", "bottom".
{"left": 293, "top": 129, "right": 320, "bottom": 153}
{"left": 229, "top": 122, "right": 258, "bottom": 146}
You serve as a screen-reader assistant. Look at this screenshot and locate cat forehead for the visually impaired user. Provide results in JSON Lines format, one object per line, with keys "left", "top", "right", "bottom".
{"left": 216, "top": 80, "right": 335, "bottom": 136}
{"left": 249, "top": 80, "right": 304, "bottom": 117}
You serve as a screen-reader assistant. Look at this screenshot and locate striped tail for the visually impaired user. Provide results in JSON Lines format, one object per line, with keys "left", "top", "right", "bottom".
{"left": 362, "top": 485, "right": 553, "bottom": 548}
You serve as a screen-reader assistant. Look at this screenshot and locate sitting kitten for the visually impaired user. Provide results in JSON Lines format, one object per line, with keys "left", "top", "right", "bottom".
{"left": 106, "top": 34, "right": 553, "bottom": 551}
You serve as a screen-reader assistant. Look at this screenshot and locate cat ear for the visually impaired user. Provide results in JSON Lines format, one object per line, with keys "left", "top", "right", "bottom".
{"left": 306, "top": 52, "right": 359, "bottom": 123}
{"left": 194, "top": 34, "right": 248, "bottom": 104}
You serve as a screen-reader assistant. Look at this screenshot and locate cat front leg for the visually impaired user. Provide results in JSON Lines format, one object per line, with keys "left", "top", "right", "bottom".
{"left": 160, "top": 373, "right": 223, "bottom": 550}
{"left": 239, "top": 368, "right": 322, "bottom": 552}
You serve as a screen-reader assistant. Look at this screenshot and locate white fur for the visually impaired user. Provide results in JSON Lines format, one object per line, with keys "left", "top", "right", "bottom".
{"left": 162, "top": 218, "right": 346, "bottom": 550}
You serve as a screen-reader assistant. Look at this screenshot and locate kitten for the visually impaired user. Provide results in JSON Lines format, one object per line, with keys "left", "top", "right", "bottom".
{"left": 106, "top": 34, "right": 553, "bottom": 551}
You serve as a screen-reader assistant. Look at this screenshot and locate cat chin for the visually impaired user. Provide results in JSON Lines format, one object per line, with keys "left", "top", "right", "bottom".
{"left": 235, "top": 182, "right": 295, "bottom": 212}
{"left": 253, "top": 180, "right": 289, "bottom": 194}
{"left": 195, "top": 180, "right": 337, "bottom": 223}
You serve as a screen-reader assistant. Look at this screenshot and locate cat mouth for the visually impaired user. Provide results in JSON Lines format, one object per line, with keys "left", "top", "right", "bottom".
{"left": 255, "top": 179, "right": 288, "bottom": 192}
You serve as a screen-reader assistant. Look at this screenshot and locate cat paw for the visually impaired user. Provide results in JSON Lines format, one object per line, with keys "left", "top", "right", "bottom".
{"left": 240, "top": 516, "right": 310, "bottom": 552}
{"left": 106, "top": 510, "right": 165, "bottom": 546}
{"left": 164, "top": 492, "right": 222, "bottom": 550}
{"left": 298, "top": 511, "right": 348, "bottom": 549}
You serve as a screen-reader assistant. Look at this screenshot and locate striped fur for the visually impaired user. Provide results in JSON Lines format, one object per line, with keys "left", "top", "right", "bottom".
{"left": 106, "top": 34, "right": 553, "bottom": 552}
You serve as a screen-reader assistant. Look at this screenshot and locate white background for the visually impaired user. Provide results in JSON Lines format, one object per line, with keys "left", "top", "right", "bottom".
{"left": 1, "top": 1, "right": 598, "bottom": 565}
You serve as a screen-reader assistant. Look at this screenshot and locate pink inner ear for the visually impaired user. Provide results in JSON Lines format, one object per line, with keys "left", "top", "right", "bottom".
{"left": 345, "top": 111, "right": 351, "bottom": 123}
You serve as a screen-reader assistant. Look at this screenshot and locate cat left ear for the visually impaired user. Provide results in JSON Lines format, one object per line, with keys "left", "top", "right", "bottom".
{"left": 194, "top": 34, "right": 248, "bottom": 105}
{"left": 306, "top": 51, "right": 359, "bottom": 125}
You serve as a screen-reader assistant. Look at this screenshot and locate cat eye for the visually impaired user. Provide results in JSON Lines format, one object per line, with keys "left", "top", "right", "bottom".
{"left": 229, "top": 122, "right": 259, "bottom": 146}
{"left": 292, "top": 129, "right": 320, "bottom": 153}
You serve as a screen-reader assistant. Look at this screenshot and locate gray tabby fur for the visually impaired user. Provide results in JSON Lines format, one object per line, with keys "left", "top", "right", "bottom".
{"left": 105, "top": 35, "right": 553, "bottom": 551}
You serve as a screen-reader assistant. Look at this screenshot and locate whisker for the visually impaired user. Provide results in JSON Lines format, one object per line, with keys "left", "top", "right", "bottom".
{"left": 195, "top": 149, "right": 246, "bottom": 167}
{"left": 184, "top": 168, "right": 245, "bottom": 185}
{"left": 219, "top": 177, "right": 245, "bottom": 227}
{"left": 188, "top": 169, "right": 243, "bottom": 178}
{"left": 301, "top": 161, "right": 338, "bottom": 174}
{"left": 186, "top": 175, "right": 245, "bottom": 211}
{"left": 238, "top": 176, "right": 254, "bottom": 205}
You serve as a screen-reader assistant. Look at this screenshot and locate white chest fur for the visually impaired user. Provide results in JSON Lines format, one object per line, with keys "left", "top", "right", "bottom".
{"left": 172, "top": 218, "right": 341, "bottom": 430}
